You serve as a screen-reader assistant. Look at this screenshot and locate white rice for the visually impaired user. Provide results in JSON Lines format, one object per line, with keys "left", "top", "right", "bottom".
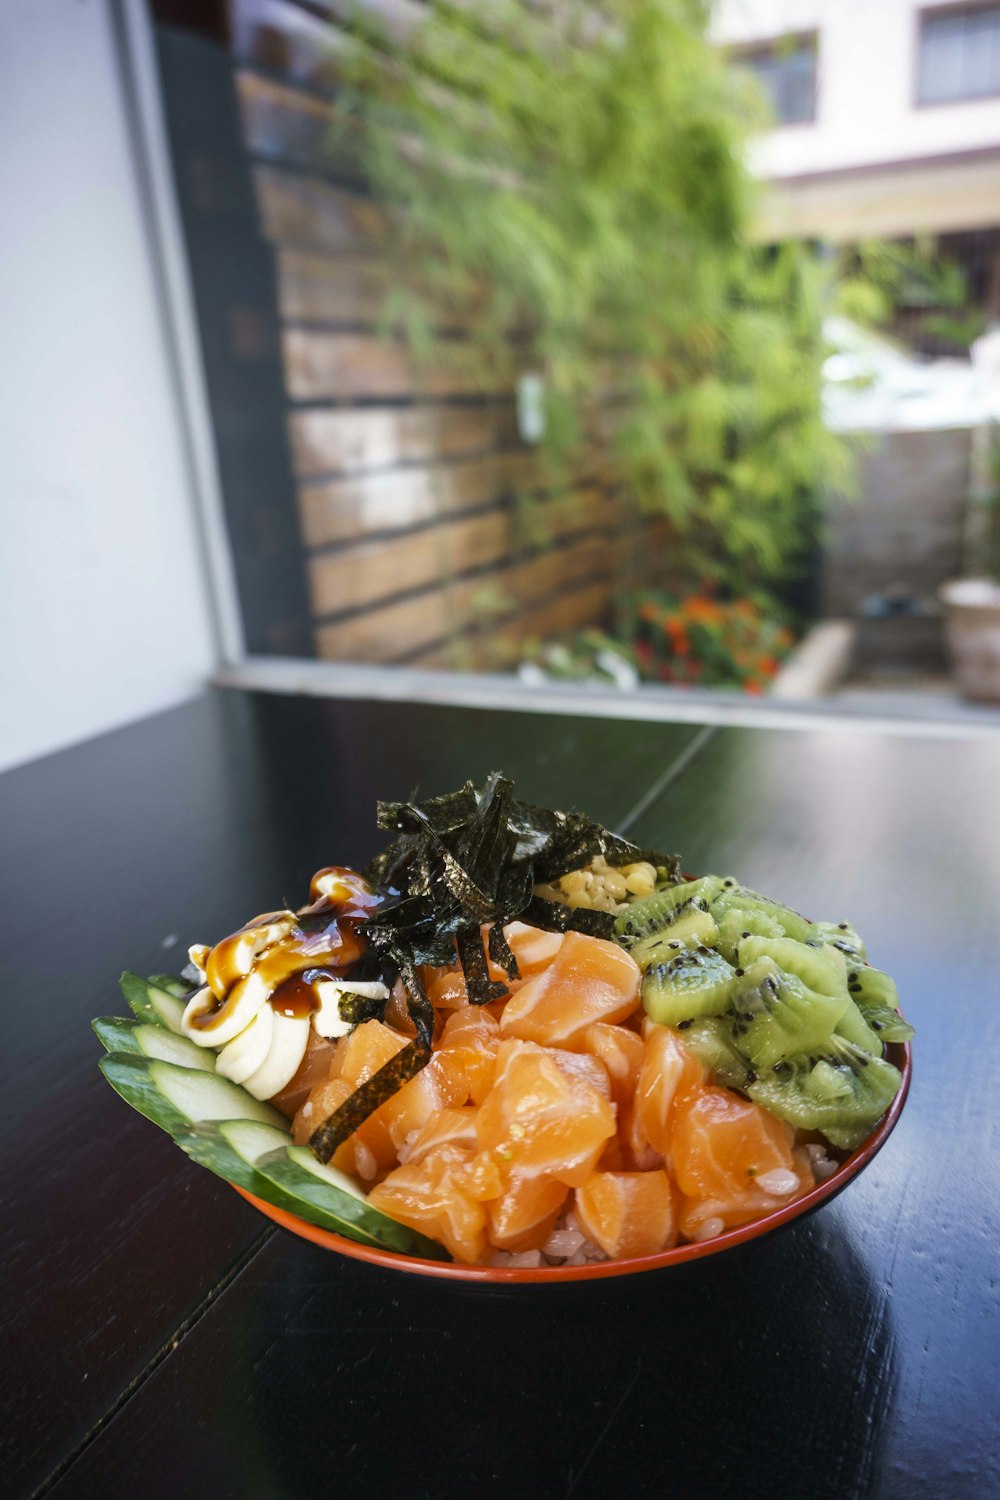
{"left": 804, "top": 1142, "right": 839, "bottom": 1180}
{"left": 755, "top": 1168, "right": 800, "bottom": 1197}
{"left": 488, "top": 1209, "right": 607, "bottom": 1268}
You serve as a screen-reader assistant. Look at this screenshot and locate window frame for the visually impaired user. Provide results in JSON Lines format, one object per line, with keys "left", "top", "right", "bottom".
{"left": 732, "top": 28, "right": 820, "bottom": 129}
{"left": 915, "top": 1, "right": 1000, "bottom": 109}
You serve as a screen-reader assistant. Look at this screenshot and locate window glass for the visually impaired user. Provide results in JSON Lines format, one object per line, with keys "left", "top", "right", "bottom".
{"left": 919, "top": 5, "right": 1000, "bottom": 103}
{"left": 740, "top": 34, "right": 817, "bottom": 125}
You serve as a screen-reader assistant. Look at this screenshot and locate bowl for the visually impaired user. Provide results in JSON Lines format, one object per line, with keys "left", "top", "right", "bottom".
{"left": 233, "top": 1038, "right": 911, "bottom": 1285}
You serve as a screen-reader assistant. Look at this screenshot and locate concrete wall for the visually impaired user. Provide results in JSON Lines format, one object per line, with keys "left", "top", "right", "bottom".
{"left": 713, "top": 0, "right": 1000, "bottom": 180}
{"left": 0, "top": 0, "right": 218, "bottom": 773}
{"left": 822, "top": 427, "right": 970, "bottom": 667}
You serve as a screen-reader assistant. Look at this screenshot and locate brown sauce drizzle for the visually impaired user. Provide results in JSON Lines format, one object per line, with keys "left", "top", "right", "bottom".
{"left": 193, "top": 870, "right": 376, "bottom": 1031}
{"left": 269, "top": 973, "right": 320, "bottom": 1021}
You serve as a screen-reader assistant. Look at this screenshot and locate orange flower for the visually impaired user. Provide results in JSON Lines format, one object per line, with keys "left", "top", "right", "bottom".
{"left": 759, "top": 654, "right": 779, "bottom": 678}
{"left": 683, "top": 596, "right": 725, "bottom": 626}
{"left": 743, "top": 679, "right": 764, "bottom": 696}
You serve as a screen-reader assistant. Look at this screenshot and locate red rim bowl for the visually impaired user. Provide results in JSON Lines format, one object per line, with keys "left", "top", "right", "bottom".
{"left": 233, "top": 1038, "right": 912, "bottom": 1285}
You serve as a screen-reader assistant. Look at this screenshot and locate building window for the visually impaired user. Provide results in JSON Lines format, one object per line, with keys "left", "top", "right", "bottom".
{"left": 918, "top": 4, "right": 1000, "bottom": 104}
{"left": 738, "top": 33, "right": 818, "bottom": 126}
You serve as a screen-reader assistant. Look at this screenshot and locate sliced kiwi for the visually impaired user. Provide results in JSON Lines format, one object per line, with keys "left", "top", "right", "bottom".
{"left": 810, "top": 920, "right": 867, "bottom": 961}
{"left": 631, "top": 899, "right": 720, "bottom": 970}
{"left": 641, "top": 946, "right": 738, "bottom": 1027}
{"left": 737, "top": 935, "right": 848, "bottom": 1000}
{"left": 833, "top": 997, "right": 883, "bottom": 1057}
{"left": 730, "top": 957, "right": 848, "bottom": 1069}
{"left": 710, "top": 882, "right": 813, "bottom": 945}
{"left": 747, "top": 1038, "right": 903, "bottom": 1152}
{"left": 854, "top": 1004, "right": 914, "bottom": 1044}
{"left": 613, "top": 877, "right": 723, "bottom": 952}
{"left": 846, "top": 961, "right": 899, "bottom": 1012}
{"left": 681, "top": 1015, "right": 755, "bottom": 1089}
{"left": 716, "top": 906, "right": 786, "bottom": 963}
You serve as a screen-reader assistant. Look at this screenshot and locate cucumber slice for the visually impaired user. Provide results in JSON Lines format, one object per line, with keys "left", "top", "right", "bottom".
{"left": 93, "top": 1016, "right": 216, "bottom": 1072}
{"left": 147, "top": 973, "right": 196, "bottom": 999}
{"left": 172, "top": 1120, "right": 297, "bottom": 1203}
{"left": 100, "top": 1053, "right": 285, "bottom": 1134}
{"left": 254, "top": 1145, "right": 448, "bottom": 1259}
{"left": 119, "top": 972, "right": 188, "bottom": 1035}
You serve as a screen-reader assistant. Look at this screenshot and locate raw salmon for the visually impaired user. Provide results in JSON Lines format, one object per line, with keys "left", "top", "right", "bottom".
{"left": 671, "top": 1085, "right": 813, "bottom": 1235}
{"left": 631, "top": 1025, "right": 706, "bottom": 1160}
{"left": 434, "top": 1004, "right": 501, "bottom": 1104}
{"left": 476, "top": 1038, "right": 616, "bottom": 1187}
{"left": 575, "top": 1169, "right": 677, "bottom": 1259}
{"left": 369, "top": 1144, "right": 488, "bottom": 1264}
{"left": 499, "top": 931, "right": 640, "bottom": 1048}
{"left": 487, "top": 1172, "right": 569, "bottom": 1252}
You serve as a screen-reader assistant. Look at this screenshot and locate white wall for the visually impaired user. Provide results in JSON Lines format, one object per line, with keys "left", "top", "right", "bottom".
{"left": 714, "top": 0, "right": 1000, "bottom": 179}
{"left": 0, "top": 0, "right": 218, "bottom": 773}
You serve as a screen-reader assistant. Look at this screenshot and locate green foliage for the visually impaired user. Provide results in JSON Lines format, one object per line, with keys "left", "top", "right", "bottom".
{"left": 834, "top": 238, "right": 983, "bottom": 349}
{"left": 336, "top": 0, "right": 848, "bottom": 593}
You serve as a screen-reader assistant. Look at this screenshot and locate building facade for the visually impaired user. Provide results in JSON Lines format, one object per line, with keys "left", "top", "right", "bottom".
{"left": 713, "top": 0, "right": 1000, "bottom": 246}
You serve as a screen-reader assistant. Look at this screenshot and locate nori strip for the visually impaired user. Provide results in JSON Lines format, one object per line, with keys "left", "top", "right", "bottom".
{"left": 333, "top": 993, "right": 388, "bottom": 1027}
{"left": 517, "top": 894, "right": 618, "bottom": 939}
{"left": 310, "top": 773, "right": 681, "bottom": 1156}
{"left": 487, "top": 921, "right": 520, "bottom": 984}
{"left": 455, "top": 925, "right": 508, "bottom": 1006}
{"left": 307, "top": 963, "right": 434, "bottom": 1163}
{"left": 308, "top": 1035, "right": 430, "bottom": 1163}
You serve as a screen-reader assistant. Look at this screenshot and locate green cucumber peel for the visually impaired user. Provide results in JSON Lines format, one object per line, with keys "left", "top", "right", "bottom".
{"left": 99, "top": 1053, "right": 285, "bottom": 1135}
{"left": 119, "top": 972, "right": 187, "bottom": 1034}
{"left": 171, "top": 1120, "right": 298, "bottom": 1204}
{"left": 92, "top": 1016, "right": 215, "bottom": 1071}
{"left": 255, "top": 1146, "right": 449, "bottom": 1259}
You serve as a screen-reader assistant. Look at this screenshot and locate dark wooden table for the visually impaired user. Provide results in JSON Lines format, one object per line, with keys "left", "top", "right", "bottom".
{"left": 3, "top": 690, "right": 998, "bottom": 1499}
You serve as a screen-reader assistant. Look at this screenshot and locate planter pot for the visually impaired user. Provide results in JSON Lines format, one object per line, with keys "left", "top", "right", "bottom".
{"left": 939, "top": 578, "right": 1000, "bottom": 702}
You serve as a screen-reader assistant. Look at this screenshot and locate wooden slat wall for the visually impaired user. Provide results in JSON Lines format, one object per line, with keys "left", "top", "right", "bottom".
{"left": 220, "top": 0, "right": 669, "bottom": 667}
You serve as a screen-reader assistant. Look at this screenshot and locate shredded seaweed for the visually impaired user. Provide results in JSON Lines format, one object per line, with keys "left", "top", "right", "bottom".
{"left": 308, "top": 1036, "right": 430, "bottom": 1162}
{"left": 308, "top": 961, "right": 434, "bottom": 1163}
{"left": 308, "top": 772, "right": 679, "bottom": 1161}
